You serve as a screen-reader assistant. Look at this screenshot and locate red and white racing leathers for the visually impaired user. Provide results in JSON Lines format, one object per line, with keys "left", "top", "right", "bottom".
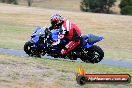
{"left": 52, "top": 20, "right": 81, "bottom": 55}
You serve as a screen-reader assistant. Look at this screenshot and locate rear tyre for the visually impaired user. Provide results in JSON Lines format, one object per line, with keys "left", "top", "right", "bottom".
{"left": 81, "top": 45, "right": 104, "bottom": 63}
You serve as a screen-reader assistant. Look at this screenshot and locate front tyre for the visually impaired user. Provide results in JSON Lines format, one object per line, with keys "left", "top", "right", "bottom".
{"left": 81, "top": 45, "right": 104, "bottom": 63}
{"left": 24, "top": 41, "right": 41, "bottom": 57}
{"left": 24, "top": 41, "right": 34, "bottom": 56}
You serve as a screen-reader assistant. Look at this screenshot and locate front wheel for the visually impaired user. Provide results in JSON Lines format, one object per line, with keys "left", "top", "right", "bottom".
{"left": 24, "top": 41, "right": 41, "bottom": 58}
{"left": 24, "top": 41, "right": 34, "bottom": 56}
{"left": 81, "top": 45, "right": 104, "bottom": 63}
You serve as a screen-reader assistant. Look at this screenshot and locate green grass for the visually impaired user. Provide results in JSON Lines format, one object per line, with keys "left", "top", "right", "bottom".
{"left": 0, "top": 22, "right": 33, "bottom": 49}
{"left": 104, "top": 49, "right": 132, "bottom": 61}
{"left": 0, "top": 54, "right": 132, "bottom": 88}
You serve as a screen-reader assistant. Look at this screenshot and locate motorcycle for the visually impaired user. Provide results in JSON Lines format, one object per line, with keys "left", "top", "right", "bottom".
{"left": 24, "top": 26, "right": 104, "bottom": 63}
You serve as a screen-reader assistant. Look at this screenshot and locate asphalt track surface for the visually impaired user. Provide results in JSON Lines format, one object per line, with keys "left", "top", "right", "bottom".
{"left": 0, "top": 48, "right": 132, "bottom": 68}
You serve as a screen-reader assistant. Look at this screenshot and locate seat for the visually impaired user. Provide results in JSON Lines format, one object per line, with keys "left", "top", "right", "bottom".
{"left": 87, "top": 34, "right": 101, "bottom": 44}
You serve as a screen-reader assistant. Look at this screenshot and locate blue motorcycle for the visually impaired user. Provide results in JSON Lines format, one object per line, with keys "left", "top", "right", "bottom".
{"left": 24, "top": 27, "right": 104, "bottom": 63}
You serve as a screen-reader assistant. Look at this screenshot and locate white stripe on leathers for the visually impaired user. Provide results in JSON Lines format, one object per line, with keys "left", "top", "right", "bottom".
{"left": 66, "top": 20, "right": 71, "bottom": 31}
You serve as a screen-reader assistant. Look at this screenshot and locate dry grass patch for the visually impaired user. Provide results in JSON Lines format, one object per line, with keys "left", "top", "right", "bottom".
{"left": 0, "top": 54, "right": 132, "bottom": 88}
{"left": 18, "top": 0, "right": 81, "bottom": 12}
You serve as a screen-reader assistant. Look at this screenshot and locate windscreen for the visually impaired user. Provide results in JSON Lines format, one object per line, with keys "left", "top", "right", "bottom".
{"left": 32, "top": 27, "right": 45, "bottom": 37}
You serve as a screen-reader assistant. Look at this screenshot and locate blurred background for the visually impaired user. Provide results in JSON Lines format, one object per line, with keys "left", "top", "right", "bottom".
{"left": 0, "top": 0, "right": 132, "bottom": 15}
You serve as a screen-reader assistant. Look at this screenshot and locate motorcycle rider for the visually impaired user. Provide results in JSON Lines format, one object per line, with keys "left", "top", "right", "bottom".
{"left": 48, "top": 14, "right": 82, "bottom": 56}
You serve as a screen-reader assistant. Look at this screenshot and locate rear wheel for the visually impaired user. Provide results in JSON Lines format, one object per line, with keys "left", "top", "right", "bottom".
{"left": 81, "top": 45, "right": 104, "bottom": 63}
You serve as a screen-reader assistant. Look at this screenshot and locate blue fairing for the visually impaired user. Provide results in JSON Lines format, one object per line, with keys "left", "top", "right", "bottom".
{"left": 51, "top": 30, "right": 68, "bottom": 44}
{"left": 83, "top": 43, "right": 93, "bottom": 48}
{"left": 31, "top": 26, "right": 45, "bottom": 43}
{"left": 51, "top": 30, "right": 60, "bottom": 42}
{"left": 31, "top": 36, "right": 39, "bottom": 43}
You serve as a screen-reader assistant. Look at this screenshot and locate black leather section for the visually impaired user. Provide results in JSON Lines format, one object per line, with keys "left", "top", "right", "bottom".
{"left": 72, "top": 29, "right": 81, "bottom": 42}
